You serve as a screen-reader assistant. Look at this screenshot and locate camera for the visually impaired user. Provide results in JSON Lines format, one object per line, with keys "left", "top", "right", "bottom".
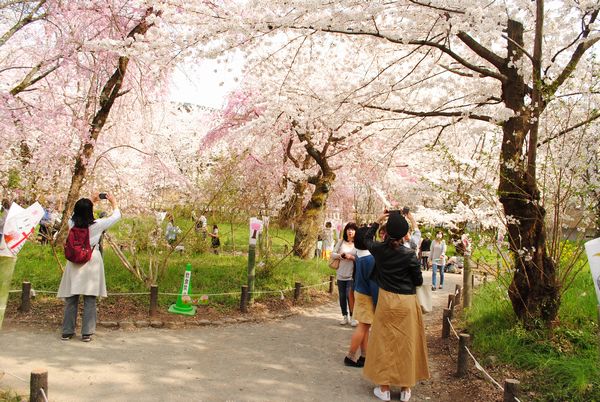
{"left": 99, "top": 193, "right": 108, "bottom": 200}
{"left": 402, "top": 206, "right": 410, "bottom": 215}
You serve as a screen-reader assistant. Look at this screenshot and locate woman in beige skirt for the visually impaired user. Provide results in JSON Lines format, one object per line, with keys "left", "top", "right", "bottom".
{"left": 363, "top": 211, "right": 429, "bottom": 402}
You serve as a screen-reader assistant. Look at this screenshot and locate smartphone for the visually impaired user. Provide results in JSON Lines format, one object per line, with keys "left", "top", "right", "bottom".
{"left": 99, "top": 193, "right": 108, "bottom": 200}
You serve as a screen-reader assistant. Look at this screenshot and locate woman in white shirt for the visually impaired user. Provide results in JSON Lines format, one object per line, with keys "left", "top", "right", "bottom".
{"left": 57, "top": 193, "right": 121, "bottom": 342}
{"left": 331, "top": 222, "right": 358, "bottom": 325}
{"left": 429, "top": 231, "right": 447, "bottom": 291}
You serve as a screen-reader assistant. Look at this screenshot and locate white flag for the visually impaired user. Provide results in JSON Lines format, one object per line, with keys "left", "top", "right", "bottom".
{"left": 584, "top": 237, "right": 600, "bottom": 304}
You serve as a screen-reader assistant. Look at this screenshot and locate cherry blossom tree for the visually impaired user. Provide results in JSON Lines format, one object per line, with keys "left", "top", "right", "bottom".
{"left": 182, "top": 0, "right": 599, "bottom": 327}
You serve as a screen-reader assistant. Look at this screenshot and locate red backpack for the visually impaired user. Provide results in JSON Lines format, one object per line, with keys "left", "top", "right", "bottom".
{"left": 64, "top": 227, "right": 93, "bottom": 264}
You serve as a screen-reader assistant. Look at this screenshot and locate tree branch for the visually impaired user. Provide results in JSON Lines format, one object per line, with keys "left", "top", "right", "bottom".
{"left": 537, "top": 111, "right": 600, "bottom": 147}
{"left": 0, "top": 0, "right": 47, "bottom": 47}
{"left": 545, "top": 9, "right": 599, "bottom": 97}
{"left": 361, "top": 103, "right": 494, "bottom": 123}
{"left": 457, "top": 31, "right": 505, "bottom": 70}
{"left": 289, "top": 25, "right": 508, "bottom": 82}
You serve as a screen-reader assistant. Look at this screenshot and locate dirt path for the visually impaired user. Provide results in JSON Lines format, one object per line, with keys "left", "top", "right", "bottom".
{"left": 0, "top": 271, "right": 498, "bottom": 401}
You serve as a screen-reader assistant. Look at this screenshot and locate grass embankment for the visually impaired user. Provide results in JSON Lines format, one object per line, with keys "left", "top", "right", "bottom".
{"left": 10, "top": 220, "right": 332, "bottom": 309}
{"left": 466, "top": 254, "right": 599, "bottom": 401}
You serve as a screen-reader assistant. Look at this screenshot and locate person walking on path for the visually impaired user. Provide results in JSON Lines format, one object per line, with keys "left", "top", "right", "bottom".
{"left": 344, "top": 225, "right": 378, "bottom": 367}
{"left": 331, "top": 222, "right": 358, "bottom": 326}
{"left": 57, "top": 193, "right": 121, "bottom": 342}
{"left": 363, "top": 210, "right": 430, "bottom": 402}
{"left": 419, "top": 234, "right": 431, "bottom": 270}
{"left": 430, "top": 231, "right": 447, "bottom": 290}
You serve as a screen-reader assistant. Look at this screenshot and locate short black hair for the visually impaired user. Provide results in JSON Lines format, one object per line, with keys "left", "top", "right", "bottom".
{"left": 354, "top": 226, "right": 370, "bottom": 250}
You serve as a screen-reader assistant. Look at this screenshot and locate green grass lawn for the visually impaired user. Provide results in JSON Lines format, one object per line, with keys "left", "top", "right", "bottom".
{"left": 10, "top": 221, "right": 331, "bottom": 307}
{"left": 465, "top": 255, "right": 599, "bottom": 401}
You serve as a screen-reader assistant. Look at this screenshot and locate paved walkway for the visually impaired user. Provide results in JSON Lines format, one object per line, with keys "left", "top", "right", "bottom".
{"left": 0, "top": 271, "right": 465, "bottom": 401}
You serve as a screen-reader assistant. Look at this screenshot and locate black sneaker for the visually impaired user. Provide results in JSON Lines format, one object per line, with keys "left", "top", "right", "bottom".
{"left": 357, "top": 356, "right": 365, "bottom": 367}
{"left": 61, "top": 334, "right": 74, "bottom": 341}
{"left": 344, "top": 356, "right": 360, "bottom": 367}
{"left": 81, "top": 335, "right": 92, "bottom": 342}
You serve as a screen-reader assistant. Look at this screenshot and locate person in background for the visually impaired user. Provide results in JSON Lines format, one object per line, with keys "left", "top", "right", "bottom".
{"left": 321, "top": 221, "right": 335, "bottom": 260}
{"left": 363, "top": 211, "right": 429, "bottom": 402}
{"left": 209, "top": 224, "right": 220, "bottom": 254}
{"left": 193, "top": 210, "right": 208, "bottom": 240}
{"left": 165, "top": 216, "right": 181, "bottom": 245}
{"left": 331, "top": 222, "right": 358, "bottom": 326}
{"left": 430, "top": 230, "right": 447, "bottom": 290}
{"left": 344, "top": 225, "right": 378, "bottom": 367}
{"left": 315, "top": 234, "right": 323, "bottom": 258}
{"left": 57, "top": 193, "right": 121, "bottom": 342}
{"left": 38, "top": 206, "right": 55, "bottom": 245}
{"left": 418, "top": 233, "right": 431, "bottom": 270}
{"left": 402, "top": 209, "right": 421, "bottom": 253}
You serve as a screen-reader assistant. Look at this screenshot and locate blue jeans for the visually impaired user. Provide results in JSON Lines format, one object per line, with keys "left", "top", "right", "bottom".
{"left": 337, "top": 279, "right": 353, "bottom": 316}
{"left": 432, "top": 264, "right": 445, "bottom": 288}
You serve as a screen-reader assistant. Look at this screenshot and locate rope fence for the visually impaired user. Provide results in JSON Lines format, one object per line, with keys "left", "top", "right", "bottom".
{"left": 442, "top": 284, "right": 522, "bottom": 402}
{"left": 6, "top": 277, "right": 336, "bottom": 316}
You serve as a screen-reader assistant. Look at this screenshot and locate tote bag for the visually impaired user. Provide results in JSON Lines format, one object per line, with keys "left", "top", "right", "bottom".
{"left": 416, "top": 285, "right": 432, "bottom": 314}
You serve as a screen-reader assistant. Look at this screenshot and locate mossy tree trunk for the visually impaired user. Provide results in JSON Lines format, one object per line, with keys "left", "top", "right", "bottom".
{"left": 498, "top": 18, "right": 559, "bottom": 328}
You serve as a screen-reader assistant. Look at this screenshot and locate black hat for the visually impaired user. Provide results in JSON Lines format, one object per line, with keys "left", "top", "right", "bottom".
{"left": 386, "top": 211, "right": 409, "bottom": 239}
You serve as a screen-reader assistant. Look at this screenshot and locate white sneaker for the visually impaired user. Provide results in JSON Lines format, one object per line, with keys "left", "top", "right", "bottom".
{"left": 350, "top": 318, "right": 358, "bottom": 327}
{"left": 400, "top": 389, "right": 412, "bottom": 401}
{"left": 373, "top": 386, "right": 390, "bottom": 401}
{"left": 339, "top": 316, "right": 349, "bottom": 325}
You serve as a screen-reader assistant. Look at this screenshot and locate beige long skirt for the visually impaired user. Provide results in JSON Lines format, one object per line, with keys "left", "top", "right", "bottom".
{"left": 363, "top": 288, "right": 430, "bottom": 387}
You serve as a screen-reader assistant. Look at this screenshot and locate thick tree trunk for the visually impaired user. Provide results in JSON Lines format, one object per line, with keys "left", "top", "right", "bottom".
{"left": 498, "top": 19, "right": 559, "bottom": 328}
{"left": 278, "top": 181, "right": 306, "bottom": 227}
{"left": 293, "top": 173, "right": 335, "bottom": 259}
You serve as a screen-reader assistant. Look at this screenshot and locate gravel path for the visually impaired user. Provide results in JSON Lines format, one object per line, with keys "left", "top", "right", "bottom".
{"left": 0, "top": 271, "right": 496, "bottom": 401}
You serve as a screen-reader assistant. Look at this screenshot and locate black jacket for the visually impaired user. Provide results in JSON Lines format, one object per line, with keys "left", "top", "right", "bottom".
{"left": 365, "top": 223, "right": 423, "bottom": 295}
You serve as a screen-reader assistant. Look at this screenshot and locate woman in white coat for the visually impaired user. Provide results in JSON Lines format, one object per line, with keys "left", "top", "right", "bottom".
{"left": 57, "top": 193, "right": 121, "bottom": 342}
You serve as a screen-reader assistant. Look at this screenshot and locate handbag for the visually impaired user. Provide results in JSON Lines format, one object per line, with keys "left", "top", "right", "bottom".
{"left": 328, "top": 257, "right": 340, "bottom": 270}
{"left": 416, "top": 285, "right": 432, "bottom": 314}
{"left": 328, "top": 239, "right": 343, "bottom": 270}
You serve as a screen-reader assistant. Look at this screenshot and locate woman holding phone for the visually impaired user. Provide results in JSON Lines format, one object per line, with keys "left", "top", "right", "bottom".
{"left": 57, "top": 193, "right": 121, "bottom": 342}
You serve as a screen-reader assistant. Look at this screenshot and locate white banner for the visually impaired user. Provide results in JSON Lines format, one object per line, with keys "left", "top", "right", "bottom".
{"left": 584, "top": 237, "right": 600, "bottom": 304}
{"left": 0, "top": 202, "right": 44, "bottom": 257}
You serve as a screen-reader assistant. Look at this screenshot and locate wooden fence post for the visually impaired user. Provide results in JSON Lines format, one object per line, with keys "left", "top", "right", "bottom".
{"left": 294, "top": 282, "right": 302, "bottom": 302}
{"left": 442, "top": 309, "right": 451, "bottom": 339}
{"left": 457, "top": 333, "right": 470, "bottom": 377}
{"left": 29, "top": 368, "right": 48, "bottom": 402}
{"left": 454, "top": 284, "right": 462, "bottom": 306}
{"left": 463, "top": 257, "right": 472, "bottom": 309}
{"left": 448, "top": 294, "right": 456, "bottom": 319}
{"left": 329, "top": 275, "right": 334, "bottom": 294}
{"left": 240, "top": 286, "right": 248, "bottom": 313}
{"left": 503, "top": 379, "right": 520, "bottom": 402}
{"left": 247, "top": 244, "right": 256, "bottom": 304}
{"left": 149, "top": 285, "right": 158, "bottom": 317}
{"left": 19, "top": 281, "right": 31, "bottom": 313}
